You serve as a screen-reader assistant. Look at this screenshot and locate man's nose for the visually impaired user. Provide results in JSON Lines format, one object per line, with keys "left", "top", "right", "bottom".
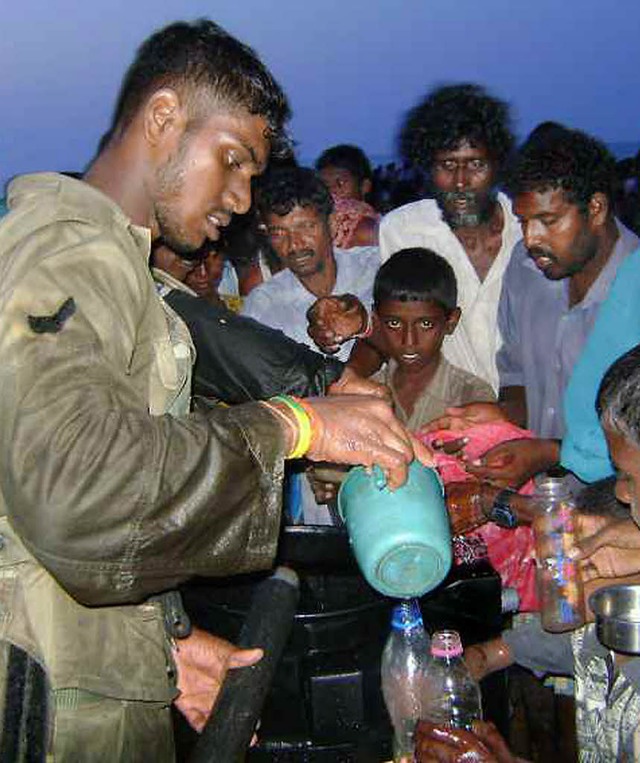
{"left": 454, "top": 165, "right": 468, "bottom": 189}
{"left": 523, "top": 220, "right": 543, "bottom": 250}
{"left": 289, "top": 227, "right": 308, "bottom": 249}
{"left": 224, "top": 175, "right": 252, "bottom": 216}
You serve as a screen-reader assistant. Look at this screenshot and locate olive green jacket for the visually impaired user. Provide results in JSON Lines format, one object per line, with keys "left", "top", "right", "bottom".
{"left": 0, "top": 173, "right": 285, "bottom": 701}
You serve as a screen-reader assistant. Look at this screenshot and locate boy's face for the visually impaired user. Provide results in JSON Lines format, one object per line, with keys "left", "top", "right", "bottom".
{"left": 375, "top": 299, "right": 459, "bottom": 373}
{"left": 318, "top": 166, "right": 367, "bottom": 201}
{"left": 605, "top": 425, "right": 640, "bottom": 527}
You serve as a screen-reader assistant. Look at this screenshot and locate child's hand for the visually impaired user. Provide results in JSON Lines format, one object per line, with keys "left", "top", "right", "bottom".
{"left": 462, "top": 438, "right": 559, "bottom": 489}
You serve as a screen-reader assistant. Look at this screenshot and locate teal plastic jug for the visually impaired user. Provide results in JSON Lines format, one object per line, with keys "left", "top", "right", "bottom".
{"left": 337, "top": 462, "right": 452, "bottom": 598}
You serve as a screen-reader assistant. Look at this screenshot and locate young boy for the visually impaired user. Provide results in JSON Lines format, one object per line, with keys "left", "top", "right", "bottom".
{"left": 371, "top": 248, "right": 495, "bottom": 430}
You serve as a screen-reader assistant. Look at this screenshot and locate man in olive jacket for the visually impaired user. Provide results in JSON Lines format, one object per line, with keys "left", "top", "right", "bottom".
{"left": 0, "top": 20, "right": 425, "bottom": 761}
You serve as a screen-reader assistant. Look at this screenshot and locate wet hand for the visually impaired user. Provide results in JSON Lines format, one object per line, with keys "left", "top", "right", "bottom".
{"left": 328, "top": 366, "right": 391, "bottom": 402}
{"left": 304, "top": 395, "right": 434, "bottom": 490}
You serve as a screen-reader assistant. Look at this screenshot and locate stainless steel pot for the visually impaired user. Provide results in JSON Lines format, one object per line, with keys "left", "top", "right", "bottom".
{"left": 589, "top": 584, "right": 640, "bottom": 653}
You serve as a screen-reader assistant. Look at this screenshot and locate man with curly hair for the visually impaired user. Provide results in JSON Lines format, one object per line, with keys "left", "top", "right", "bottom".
{"left": 378, "top": 83, "right": 522, "bottom": 390}
{"left": 462, "top": 126, "right": 638, "bottom": 489}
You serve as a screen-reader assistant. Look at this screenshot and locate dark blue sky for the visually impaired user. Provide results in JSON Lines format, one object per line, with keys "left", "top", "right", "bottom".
{"left": 2, "top": 0, "right": 640, "bottom": 188}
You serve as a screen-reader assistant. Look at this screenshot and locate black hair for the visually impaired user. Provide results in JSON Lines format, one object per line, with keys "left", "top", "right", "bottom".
{"left": 399, "top": 83, "right": 514, "bottom": 175}
{"left": 597, "top": 344, "right": 640, "bottom": 450}
{"left": 256, "top": 166, "right": 334, "bottom": 218}
{"left": 507, "top": 126, "right": 617, "bottom": 212}
{"left": 373, "top": 248, "right": 457, "bottom": 312}
{"left": 108, "top": 19, "right": 291, "bottom": 157}
{"left": 315, "top": 144, "right": 373, "bottom": 183}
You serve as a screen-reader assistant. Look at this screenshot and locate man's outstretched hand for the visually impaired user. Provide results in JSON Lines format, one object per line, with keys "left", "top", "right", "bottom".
{"left": 306, "top": 294, "right": 368, "bottom": 354}
{"left": 173, "top": 626, "right": 263, "bottom": 732}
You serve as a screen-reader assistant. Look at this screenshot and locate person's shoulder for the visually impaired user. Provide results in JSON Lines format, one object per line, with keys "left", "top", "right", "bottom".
{"left": 0, "top": 175, "right": 148, "bottom": 290}
{"left": 444, "top": 359, "right": 496, "bottom": 401}
{"left": 381, "top": 198, "right": 440, "bottom": 230}
{"left": 336, "top": 245, "right": 380, "bottom": 267}
{"left": 241, "top": 269, "right": 293, "bottom": 314}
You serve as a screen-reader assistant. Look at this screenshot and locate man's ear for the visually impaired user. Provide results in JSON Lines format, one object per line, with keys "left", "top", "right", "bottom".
{"left": 361, "top": 178, "right": 373, "bottom": 198}
{"left": 588, "top": 192, "right": 609, "bottom": 229}
{"left": 445, "top": 307, "right": 461, "bottom": 335}
{"left": 142, "top": 88, "right": 187, "bottom": 149}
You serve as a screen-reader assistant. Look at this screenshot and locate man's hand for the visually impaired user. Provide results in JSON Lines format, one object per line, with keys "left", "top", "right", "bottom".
{"left": 304, "top": 395, "right": 434, "bottom": 490}
{"left": 306, "top": 294, "right": 368, "bottom": 354}
{"left": 415, "top": 720, "right": 518, "bottom": 762}
{"left": 421, "top": 403, "right": 507, "bottom": 435}
{"left": 462, "top": 438, "right": 560, "bottom": 489}
{"left": 464, "top": 638, "right": 514, "bottom": 682}
{"left": 327, "top": 366, "right": 390, "bottom": 401}
{"left": 573, "top": 516, "right": 640, "bottom": 581}
{"left": 306, "top": 465, "right": 343, "bottom": 504}
{"left": 173, "top": 627, "right": 263, "bottom": 733}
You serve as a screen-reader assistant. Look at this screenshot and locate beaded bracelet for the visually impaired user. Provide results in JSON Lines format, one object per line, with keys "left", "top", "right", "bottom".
{"left": 270, "top": 395, "right": 313, "bottom": 459}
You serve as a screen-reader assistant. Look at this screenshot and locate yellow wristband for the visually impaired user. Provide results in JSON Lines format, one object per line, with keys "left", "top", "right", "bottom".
{"left": 271, "top": 396, "right": 313, "bottom": 459}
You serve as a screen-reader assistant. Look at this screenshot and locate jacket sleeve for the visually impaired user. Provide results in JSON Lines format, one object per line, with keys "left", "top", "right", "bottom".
{"left": 164, "top": 290, "right": 344, "bottom": 403}
{"left": 0, "top": 234, "right": 287, "bottom": 606}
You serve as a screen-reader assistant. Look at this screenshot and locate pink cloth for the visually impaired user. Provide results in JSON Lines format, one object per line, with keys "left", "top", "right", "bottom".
{"left": 419, "top": 422, "right": 539, "bottom": 612}
{"left": 330, "top": 197, "right": 379, "bottom": 249}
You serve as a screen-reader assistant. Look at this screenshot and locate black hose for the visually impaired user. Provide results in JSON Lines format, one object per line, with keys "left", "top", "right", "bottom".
{"left": 189, "top": 566, "right": 300, "bottom": 763}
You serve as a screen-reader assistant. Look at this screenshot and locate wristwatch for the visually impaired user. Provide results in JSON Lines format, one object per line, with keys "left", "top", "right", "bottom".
{"left": 488, "top": 488, "right": 518, "bottom": 528}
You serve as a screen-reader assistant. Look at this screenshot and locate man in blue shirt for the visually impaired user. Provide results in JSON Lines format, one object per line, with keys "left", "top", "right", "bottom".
{"left": 462, "top": 127, "right": 638, "bottom": 488}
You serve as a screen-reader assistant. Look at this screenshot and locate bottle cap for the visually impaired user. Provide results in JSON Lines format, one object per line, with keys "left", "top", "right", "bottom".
{"left": 430, "top": 629, "right": 463, "bottom": 657}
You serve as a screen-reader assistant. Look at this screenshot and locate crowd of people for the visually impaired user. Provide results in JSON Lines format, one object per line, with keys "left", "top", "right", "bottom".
{"left": 1, "top": 15, "right": 640, "bottom": 763}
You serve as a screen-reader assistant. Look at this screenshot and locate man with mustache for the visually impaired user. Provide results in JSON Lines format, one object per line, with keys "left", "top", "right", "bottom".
{"left": 242, "top": 166, "right": 381, "bottom": 522}
{"left": 376, "top": 83, "right": 522, "bottom": 390}
{"left": 242, "top": 166, "right": 380, "bottom": 363}
{"left": 463, "top": 126, "right": 638, "bottom": 489}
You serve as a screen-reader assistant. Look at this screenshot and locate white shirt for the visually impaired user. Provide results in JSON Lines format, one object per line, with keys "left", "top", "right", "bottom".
{"left": 242, "top": 246, "right": 380, "bottom": 361}
{"left": 379, "top": 193, "right": 522, "bottom": 390}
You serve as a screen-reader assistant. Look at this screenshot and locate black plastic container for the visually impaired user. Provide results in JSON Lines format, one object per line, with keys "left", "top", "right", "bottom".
{"left": 178, "top": 525, "right": 505, "bottom": 762}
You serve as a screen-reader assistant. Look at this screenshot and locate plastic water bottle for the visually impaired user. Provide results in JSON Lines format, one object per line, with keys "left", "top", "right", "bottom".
{"left": 422, "top": 630, "right": 482, "bottom": 731}
{"left": 381, "top": 599, "right": 430, "bottom": 762}
{"left": 533, "top": 475, "right": 586, "bottom": 632}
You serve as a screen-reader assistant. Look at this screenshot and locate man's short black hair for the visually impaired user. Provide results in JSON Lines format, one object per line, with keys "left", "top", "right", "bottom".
{"left": 108, "top": 19, "right": 291, "bottom": 157}
{"left": 373, "top": 248, "right": 457, "bottom": 313}
{"left": 507, "top": 126, "right": 617, "bottom": 213}
{"left": 597, "top": 344, "right": 640, "bottom": 450}
{"left": 399, "top": 83, "right": 514, "bottom": 175}
{"left": 257, "top": 166, "right": 334, "bottom": 219}
{"left": 315, "top": 144, "right": 373, "bottom": 183}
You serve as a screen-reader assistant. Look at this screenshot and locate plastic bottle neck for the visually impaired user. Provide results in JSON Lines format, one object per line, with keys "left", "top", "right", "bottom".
{"left": 390, "top": 599, "right": 425, "bottom": 631}
{"left": 430, "top": 629, "right": 463, "bottom": 658}
{"left": 535, "top": 477, "right": 572, "bottom": 502}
